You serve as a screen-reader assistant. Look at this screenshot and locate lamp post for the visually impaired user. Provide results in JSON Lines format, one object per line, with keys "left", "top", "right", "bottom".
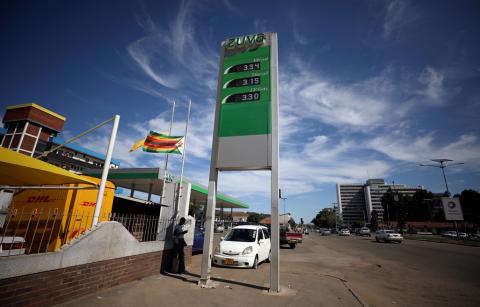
{"left": 280, "top": 197, "right": 287, "bottom": 223}
{"left": 332, "top": 202, "right": 338, "bottom": 230}
{"left": 419, "top": 159, "right": 465, "bottom": 237}
{"left": 419, "top": 159, "right": 464, "bottom": 196}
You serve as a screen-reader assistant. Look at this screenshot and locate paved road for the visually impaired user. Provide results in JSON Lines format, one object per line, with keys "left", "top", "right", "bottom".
{"left": 60, "top": 232, "right": 479, "bottom": 307}
{"left": 302, "top": 233, "right": 480, "bottom": 307}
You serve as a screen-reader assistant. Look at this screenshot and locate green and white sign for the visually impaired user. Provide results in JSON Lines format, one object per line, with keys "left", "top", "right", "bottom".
{"left": 214, "top": 32, "right": 278, "bottom": 170}
{"left": 201, "top": 33, "right": 280, "bottom": 292}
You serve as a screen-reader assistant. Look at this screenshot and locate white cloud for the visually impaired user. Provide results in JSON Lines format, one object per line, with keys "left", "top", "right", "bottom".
{"left": 292, "top": 17, "right": 309, "bottom": 46}
{"left": 280, "top": 60, "right": 401, "bottom": 131}
{"left": 127, "top": 1, "right": 217, "bottom": 93}
{"left": 418, "top": 66, "right": 446, "bottom": 103}
{"left": 383, "top": 0, "right": 411, "bottom": 40}
{"left": 128, "top": 42, "right": 181, "bottom": 88}
{"left": 367, "top": 133, "right": 480, "bottom": 168}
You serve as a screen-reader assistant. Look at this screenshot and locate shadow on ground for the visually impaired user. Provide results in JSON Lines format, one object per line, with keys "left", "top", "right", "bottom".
{"left": 161, "top": 271, "right": 269, "bottom": 291}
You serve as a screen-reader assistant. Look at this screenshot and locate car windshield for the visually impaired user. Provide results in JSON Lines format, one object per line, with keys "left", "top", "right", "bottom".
{"left": 224, "top": 228, "right": 257, "bottom": 242}
{"left": 384, "top": 230, "right": 394, "bottom": 233}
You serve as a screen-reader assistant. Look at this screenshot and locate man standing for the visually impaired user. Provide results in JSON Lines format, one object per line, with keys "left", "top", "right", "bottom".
{"left": 174, "top": 217, "right": 188, "bottom": 274}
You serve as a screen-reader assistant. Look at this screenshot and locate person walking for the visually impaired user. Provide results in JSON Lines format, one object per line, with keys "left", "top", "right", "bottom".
{"left": 173, "top": 217, "right": 189, "bottom": 274}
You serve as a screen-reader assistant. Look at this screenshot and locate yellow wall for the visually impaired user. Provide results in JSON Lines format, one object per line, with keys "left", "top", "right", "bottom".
{"left": 6, "top": 176, "right": 115, "bottom": 253}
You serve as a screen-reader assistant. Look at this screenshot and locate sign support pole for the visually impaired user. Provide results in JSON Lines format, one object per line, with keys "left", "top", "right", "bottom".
{"left": 270, "top": 33, "right": 280, "bottom": 292}
{"left": 199, "top": 46, "right": 224, "bottom": 287}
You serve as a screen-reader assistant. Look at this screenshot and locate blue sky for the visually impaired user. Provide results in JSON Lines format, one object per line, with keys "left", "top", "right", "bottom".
{"left": 1, "top": 0, "right": 480, "bottom": 222}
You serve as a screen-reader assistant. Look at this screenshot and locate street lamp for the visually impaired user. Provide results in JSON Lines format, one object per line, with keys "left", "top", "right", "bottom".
{"left": 419, "top": 159, "right": 465, "bottom": 236}
{"left": 419, "top": 159, "right": 464, "bottom": 196}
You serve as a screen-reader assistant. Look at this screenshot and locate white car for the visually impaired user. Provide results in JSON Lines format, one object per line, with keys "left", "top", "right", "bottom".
{"left": 339, "top": 229, "right": 350, "bottom": 236}
{"left": 443, "top": 231, "right": 467, "bottom": 240}
{"left": 213, "top": 225, "right": 271, "bottom": 269}
{"left": 0, "top": 236, "right": 27, "bottom": 256}
{"left": 375, "top": 230, "right": 403, "bottom": 243}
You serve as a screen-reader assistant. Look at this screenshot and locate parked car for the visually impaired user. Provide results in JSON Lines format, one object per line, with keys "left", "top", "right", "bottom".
{"left": 0, "top": 236, "right": 27, "bottom": 256}
{"left": 321, "top": 229, "right": 331, "bottom": 236}
{"left": 375, "top": 229, "right": 403, "bottom": 243}
{"left": 359, "top": 227, "right": 371, "bottom": 237}
{"left": 192, "top": 227, "right": 204, "bottom": 253}
{"left": 339, "top": 229, "right": 350, "bottom": 236}
{"left": 213, "top": 225, "right": 271, "bottom": 269}
{"left": 304, "top": 228, "right": 309, "bottom": 235}
{"left": 443, "top": 231, "right": 468, "bottom": 240}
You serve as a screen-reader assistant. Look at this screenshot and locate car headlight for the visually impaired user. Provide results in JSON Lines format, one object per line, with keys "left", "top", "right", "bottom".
{"left": 242, "top": 246, "right": 253, "bottom": 255}
{"left": 214, "top": 245, "right": 220, "bottom": 253}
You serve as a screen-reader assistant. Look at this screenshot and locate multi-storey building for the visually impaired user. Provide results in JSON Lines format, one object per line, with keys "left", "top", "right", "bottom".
{"left": 336, "top": 183, "right": 367, "bottom": 226}
{"left": 337, "top": 179, "right": 424, "bottom": 226}
{"left": 1, "top": 103, "right": 120, "bottom": 174}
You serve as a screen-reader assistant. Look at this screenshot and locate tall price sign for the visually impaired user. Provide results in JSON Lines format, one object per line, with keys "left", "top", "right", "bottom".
{"left": 200, "top": 33, "right": 280, "bottom": 292}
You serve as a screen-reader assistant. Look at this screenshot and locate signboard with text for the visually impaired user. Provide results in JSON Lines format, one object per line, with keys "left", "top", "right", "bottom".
{"left": 214, "top": 33, "right": 277, "bottom": 170}
{"left": 441, "top": 197, "right": 464, "bottom": 221}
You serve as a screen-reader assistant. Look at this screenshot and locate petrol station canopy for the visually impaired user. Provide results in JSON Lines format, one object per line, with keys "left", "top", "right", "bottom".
{"left": 83, "top": 167, "right": 249, "bottom": 209}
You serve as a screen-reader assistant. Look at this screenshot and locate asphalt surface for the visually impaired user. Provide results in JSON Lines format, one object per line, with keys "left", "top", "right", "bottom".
{"left": 305, "top": 232, "right": 480, "bottom": 307}
{"left": 59, "top": 232, "right": 480, "bottom": 307}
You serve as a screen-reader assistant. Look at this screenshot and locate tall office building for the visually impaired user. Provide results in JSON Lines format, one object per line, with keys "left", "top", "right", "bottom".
{"left": 337, "top": 179, "right": 424, "bottom": 226}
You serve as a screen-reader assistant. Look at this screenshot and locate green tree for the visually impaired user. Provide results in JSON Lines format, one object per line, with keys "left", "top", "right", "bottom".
{"left": 247, "top": 212, "right": 268, "bottom": 224}
{"left": 396, "top": 196, "right": 409, "bottom": 233}
{"left": 460, "top": 189, "right": 480, "bottom": 225}
{"left": 247, "top": 212, "right": 261, "bottom": 224}
{"left": 311, "top": 209, "right": 336, "bottom": 228}
{"left": 370, "top": 210, "right": 379, "bottom": 231}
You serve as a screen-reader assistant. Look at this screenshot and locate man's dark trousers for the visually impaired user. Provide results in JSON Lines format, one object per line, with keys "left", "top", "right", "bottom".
{"left": 177, "top": 238, "right": 186, "bottom": 273}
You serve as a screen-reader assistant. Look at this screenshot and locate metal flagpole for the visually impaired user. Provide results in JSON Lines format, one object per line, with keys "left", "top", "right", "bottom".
{"left": 160, "top": 100, "right": 176, "bottom": 208}
{"left": 175, "top": 99, "right": 191, "bottom": 216}
{"left": 92, "top": 115, "right": 120, "bottom": 227}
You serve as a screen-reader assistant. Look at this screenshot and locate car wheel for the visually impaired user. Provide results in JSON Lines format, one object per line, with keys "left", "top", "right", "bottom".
{"left": 266, "top": 250, "right": 271, "bottom": 263}
{"left": 289, "top": 243, "right": 296, "bottom": 249}
{"left": 376, "top": 238, "right": 380, "bottom": 242}
{"left": 252, "top": 255, "right": 259, "bottom": 269}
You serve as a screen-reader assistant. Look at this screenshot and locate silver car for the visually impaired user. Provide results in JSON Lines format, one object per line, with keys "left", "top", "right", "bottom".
{"left": 375, "top": 229, "right": 403, "bottom": 243}
{"left": 359, "top": 227, "right": 371, "bottom": 236}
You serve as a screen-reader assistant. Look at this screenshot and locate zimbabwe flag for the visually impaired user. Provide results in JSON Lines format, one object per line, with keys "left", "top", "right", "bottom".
{"left": 142, "top": 131, "right": 184, "bottom": 154}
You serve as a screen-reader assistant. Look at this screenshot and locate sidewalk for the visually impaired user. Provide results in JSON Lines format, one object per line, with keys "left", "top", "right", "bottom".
{"left": 59, "top": 248, "right": 364, "bottom": 307}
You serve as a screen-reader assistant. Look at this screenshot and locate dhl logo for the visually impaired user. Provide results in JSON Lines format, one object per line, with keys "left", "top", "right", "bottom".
{"left": 80, "top": 201, "right": 96, "bottom": 207}
{"left": 27, "top": 196, "right": 51, "bottom": 203}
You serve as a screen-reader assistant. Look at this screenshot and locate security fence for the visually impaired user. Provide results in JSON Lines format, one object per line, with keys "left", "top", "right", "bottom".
{"left": 0, "top": 208, "right": 176, "bottom": 257}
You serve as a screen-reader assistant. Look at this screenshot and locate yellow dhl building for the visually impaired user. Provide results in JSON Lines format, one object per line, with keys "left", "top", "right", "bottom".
{"left": 4, "top": 176, "right": 115, "bottom": 253}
